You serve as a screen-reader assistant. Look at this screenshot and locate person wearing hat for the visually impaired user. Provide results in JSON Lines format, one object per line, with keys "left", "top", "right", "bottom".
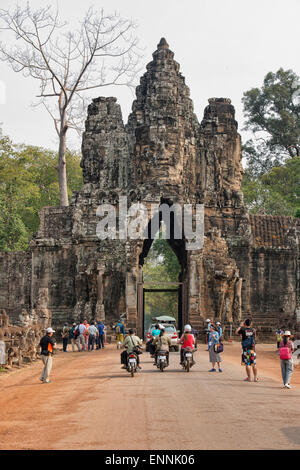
{"left": 39, "top": 327, "right": 56, "bottom": 384}
{"left": 279, "top": 331, "right": 295, "bottom": 389}
{"left": 208, "top": 324, "right": 222, "bottom": 372}
{"left": 205, "top": 319, "right": 211, "bottom": 350}
{"left": 216, "top": 322, "right": 223, "bottom": 340}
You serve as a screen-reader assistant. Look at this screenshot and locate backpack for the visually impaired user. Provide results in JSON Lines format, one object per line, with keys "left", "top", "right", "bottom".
{"left": 74, "top": 326, "right": 80, "bottom": 338}
{"left": 115, "top": 325, "right": 121, "bottom": 334}
{"left": 280, "top": 346, "right": 292, "bottom": 360}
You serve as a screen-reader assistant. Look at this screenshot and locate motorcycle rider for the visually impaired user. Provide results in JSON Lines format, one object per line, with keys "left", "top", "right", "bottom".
{"left": 152, "top": 326, "right": 171, "bottom": 366}
{"left": 178, "top": 324, "right": 196, "bottom": 365}
{"left": 121, "top": 329, "right": 143, "bottom": 370}
{"left": 149, "top": 323, "right": 161, "bottom": 357}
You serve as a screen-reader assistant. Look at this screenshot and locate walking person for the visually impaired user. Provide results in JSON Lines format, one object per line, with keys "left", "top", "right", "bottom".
{"left": 83, "top": 320, "right": 90, "bottom": 350}
{"left": 61, "top": 322, "right": 69, "bottom": 352}
{"left": 115, "top": 319, "right": 126, "bottom": 349}
{"left": 205, "top": 319, "right": 211, "bottom": 350}
{"left": 96, "top": 320, "right": 105, "bottom": 349}
{"left": 190, "top": 324, "right": 198, "bottom": 351}
{"left": 39, "top": 327, "right": 56, "bottom": 384}
{"left": 279, "top": 331, "right": 295, "bottom": 389}
{"left": 216, "top": 322, "right": 223, "bottom": 340}
{"left": 88, "top": 322, "right": 98, "bottom": 351}
{"left": 208, "top": 325, "right": 222, "bottom": 372}
{"left": 75, "top": 320, "right": 87, "bottom": 351}
{"left": 235, "top": 318, "right": 258, "bottom": 382}
{"left": 276, "top": 327, "right": 283, "bottom": 349}
{"left": 69, "top": 323, "right": 77, "bottom": 352}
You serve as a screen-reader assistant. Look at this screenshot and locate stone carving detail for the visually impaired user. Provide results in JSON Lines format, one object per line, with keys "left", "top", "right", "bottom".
{"left": 0, "top": 38, "right": 299, "bottom": 341}
{"left": 0, "top": 309, "right": 47, "bottom": 368}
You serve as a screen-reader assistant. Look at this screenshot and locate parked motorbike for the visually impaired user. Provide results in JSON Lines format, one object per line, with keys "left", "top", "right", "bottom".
{"left": 182, "top": 347, "right": 195, "bottom": 372}
{"left": 156, "top": 350, "right": 168, "bottom": 372}
{"left": 127, "top": 352, "right": 138, "bottom": 377}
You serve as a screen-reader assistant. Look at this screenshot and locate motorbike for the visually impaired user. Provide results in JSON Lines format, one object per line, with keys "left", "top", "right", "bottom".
{"left": 182, "top": 347, "right": 195, "bottom": 372}
{"left": 156, "top": 350, "right": 168, "bottom": 372}
{"left": 127, "top": 352, "right": 138, "bottom": 377}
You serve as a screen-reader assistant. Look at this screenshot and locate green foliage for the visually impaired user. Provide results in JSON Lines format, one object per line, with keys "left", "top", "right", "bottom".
{"left": 242, "top": 68, "right": 300, "bottom": 217}
{"left": 242, "top": 157, "right": 300, "bottom": 216}
{"left": 0, "top": 131, "right": 82, "bottom": 251}
{"left": 143, "top": 237, "right": 181, "bottom": 329}
{"left": 242, "top": 68, "right": 300, "bottom": 163}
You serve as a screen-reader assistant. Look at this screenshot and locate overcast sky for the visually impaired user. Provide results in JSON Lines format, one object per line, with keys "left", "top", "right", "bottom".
{"left": 1, "top": 0, "right": 300, "bottom": 151}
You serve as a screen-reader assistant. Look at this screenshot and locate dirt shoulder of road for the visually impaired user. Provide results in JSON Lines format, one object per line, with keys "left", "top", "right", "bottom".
{"left": 221, "top": 341, "right": 300, "bottom": 388}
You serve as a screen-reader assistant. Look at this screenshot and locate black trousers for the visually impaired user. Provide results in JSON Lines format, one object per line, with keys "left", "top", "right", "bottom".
{"left": 63, "top": 337, "right": 68, "bottom": 352}
{"left": 98, "top": 335, "right": 105, "bottom": 349}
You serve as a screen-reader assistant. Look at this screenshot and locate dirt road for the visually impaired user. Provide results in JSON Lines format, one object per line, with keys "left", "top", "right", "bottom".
{"left": 1, "top": 343, "right": 300, "bottom": 450}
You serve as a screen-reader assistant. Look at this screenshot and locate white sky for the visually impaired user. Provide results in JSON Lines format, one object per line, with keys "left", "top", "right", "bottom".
{"left": 0, "top": 0, "right": 300, "bottom": 151}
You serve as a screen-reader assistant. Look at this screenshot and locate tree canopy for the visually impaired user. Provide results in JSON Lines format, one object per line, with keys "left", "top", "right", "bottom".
{"left": 0, "top": 131, "right": 82, "bottom": 251}
{"left": 242, "top": 68, "right": 300, "bottom": 217}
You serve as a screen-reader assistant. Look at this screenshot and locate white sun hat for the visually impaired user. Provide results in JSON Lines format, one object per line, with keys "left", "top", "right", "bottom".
{"left": 206, "top": 319, "right": 211, "bottom": 322}
{"left": 46, "top": 327, "right": 55, "bottom": 334}
{"left": 283, "top": 331, "right": 291, "bottom": 336}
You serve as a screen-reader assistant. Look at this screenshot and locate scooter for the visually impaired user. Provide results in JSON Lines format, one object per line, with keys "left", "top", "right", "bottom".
{"left": 127, "top": 352, "right": 138, "bottom": 377}
{"left": 156, "top": 350, "right": 168, "bottom": 372}
{"left": 182, "top": 347, "right": 195, "bottom": 372}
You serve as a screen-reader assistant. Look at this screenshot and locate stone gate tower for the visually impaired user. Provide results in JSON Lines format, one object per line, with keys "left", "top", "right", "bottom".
{"left": 1, "top": 39, "right": 299, "bottom": 338}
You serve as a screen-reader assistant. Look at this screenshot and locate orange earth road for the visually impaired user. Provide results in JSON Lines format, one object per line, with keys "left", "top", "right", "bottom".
{"left": 0, "top": 342, "right": 300, "bottom": 450}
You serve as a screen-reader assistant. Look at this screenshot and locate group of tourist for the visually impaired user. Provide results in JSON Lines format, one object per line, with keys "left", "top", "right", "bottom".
{"left": 62, "top": 319, "right": 107, "bottom": 353}
{"left": 38, "top": 317, "right": 297, "bottom": 389}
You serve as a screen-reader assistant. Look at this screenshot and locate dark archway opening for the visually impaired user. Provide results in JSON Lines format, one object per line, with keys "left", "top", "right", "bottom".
{"left": 137, "top": 201, "right": 188, "bottom": 338}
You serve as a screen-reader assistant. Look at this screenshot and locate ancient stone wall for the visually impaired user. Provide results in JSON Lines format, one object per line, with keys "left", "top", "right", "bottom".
{"left": 0, "top": 308, "right": 46, "bottom": 369}
{"left": 0, "top": 38, "right": 299, "bottom": 340}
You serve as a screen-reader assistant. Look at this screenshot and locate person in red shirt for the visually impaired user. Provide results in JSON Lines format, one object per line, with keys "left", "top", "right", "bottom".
{"left": 178, "top": 324, "right": 195, "bottom": 365}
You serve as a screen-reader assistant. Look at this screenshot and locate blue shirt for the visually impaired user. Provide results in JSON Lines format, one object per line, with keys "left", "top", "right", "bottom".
{"left": 209, "top": 331, "right": 219, "bottom": 347}
{"left": 97, "top": 322, "right": 105, "bottom": 335}
{"left": 151, "top": 329, "right": 160, "bottom": 338}
{"left": 116, "top": 322, "right": 125, "bottom": 335}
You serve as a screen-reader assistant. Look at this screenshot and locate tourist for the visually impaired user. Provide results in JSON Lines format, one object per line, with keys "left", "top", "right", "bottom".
{"left": 115, "top": 319, "right": 126, "bottom": 349}
{"left": 208, "top": 325, "right": 222, "bottom": 372}
{"left": 276, "top": 327, "right": 283, "bottom": 349}
{"left": 205, "top": 319, "right": 211, "bottom": 350}
{"left": 88, "top": 322, "right": 98, "bottom": 351}
{"left": 83, "top": 320, "right": 90, "bottom": 350}
{"left": 121, "top": 329, "right": 143, "bottom": 369}
{"left": 39, "top": 327, "right": 56, "bottom": 384}
{"left": 96, "top": 320, "right": 106, "bottom": 349}
{"left": 190, "top": 323, "right": 198, "bottom": 351}
{"left": 61, "top": 322, "right": 69, "bottom": 352}
{"left": 216, "top": 322, "right": 223, "bottom": 340}
{"left": 279, "top": 331, "right": 295, "bottom": 389}
{"left": 69, "top": 322, "right": 77, "bottom": 352}
{"left": 75, "top": 320, "right": 87, "bottom": 351}
{"left": 235, "top": 319, "right": 258, "bottom": 382}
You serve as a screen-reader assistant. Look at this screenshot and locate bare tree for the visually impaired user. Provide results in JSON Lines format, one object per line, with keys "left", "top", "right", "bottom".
{"left": 0, "top": 4, "right": 139, "bottom": 206}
